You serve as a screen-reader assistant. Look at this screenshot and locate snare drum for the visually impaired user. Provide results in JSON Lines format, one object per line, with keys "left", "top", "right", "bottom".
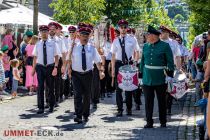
{"left": 117, "top": 65, "right": 138, "bottom": 91}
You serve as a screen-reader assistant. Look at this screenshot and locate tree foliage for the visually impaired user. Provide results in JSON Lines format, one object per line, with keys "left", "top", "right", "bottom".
{"left": 49, "top": 0, "right": 175, "bottom": 30}
{"left": 174, "top": 14, "right": 185, "bottom": 22}
{"left": 167, "top": 5, "right": 188, "bottom": 21}
{"left": 185, "top": 0, "right": 210, "bottom": 44}
{"left": 49, "top": 0, "right": 105, "bottom": 25}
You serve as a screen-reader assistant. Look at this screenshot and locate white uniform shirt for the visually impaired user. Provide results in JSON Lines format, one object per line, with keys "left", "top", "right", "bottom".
{"left": 111, "top": 34, "right": 140, "bottom": 61}
{"left": 68, "top": 38, "right": 80, "bottom": 51}
{"left": 162, "top": 38, "right": 181, "bottom": 60}
{"left": 70, "top": 43, "right": 102, "bottom": 72}
{"left": 33, "top": 39, "right": 61, "bottom": 65}
{"left": 103, "top": 41, "right": 112, "bottom": 60}
{"left": 49, "top": 35, "right": 67, "bottom": 54}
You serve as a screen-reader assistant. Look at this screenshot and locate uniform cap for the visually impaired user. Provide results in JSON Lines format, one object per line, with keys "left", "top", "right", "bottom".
{"left": 68, "top": 26, "right": 77, "bottom": 32}
{"left": 48, "top": 22, "right": 58, "bottom": 29}
{"left": 147, "top": 25, "right": 161, "bottom": 35}
{"left": 117, "top": 19, "right": 128, "bottom": 26}
{"left": 79, "top": 27, "right": 91, "bottom": 35}
{"left": 78, "top": 22, "right": 87, "bottom": 30}
{"left": 39, "top": 25, "right": 49, "bottom": 31}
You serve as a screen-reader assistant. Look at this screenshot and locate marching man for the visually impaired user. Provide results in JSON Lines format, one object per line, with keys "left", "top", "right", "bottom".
{"left": 140, "top": 25, "right": 174, "bottom": 128}
{"left": 111, "top": 19, "right": 140, "bottom": 117}
{"left": 64, "top": 27, "right": 104, "bottom": 123}
{"left": 32, "top": 25, "right": 61, "bottom": 114}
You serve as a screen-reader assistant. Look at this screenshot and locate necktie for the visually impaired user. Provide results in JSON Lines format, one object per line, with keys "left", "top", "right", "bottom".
{"left": 82, "top": 45, "right": 87, "bottom": 71}
{"left": 43, "top": 41, "right": 47, "bottom": 65}
{"left": 121, "top": 37, "right": 126, "bottom": 64}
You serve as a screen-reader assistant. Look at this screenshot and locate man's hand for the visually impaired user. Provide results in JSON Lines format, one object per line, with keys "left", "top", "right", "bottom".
{"left": 99, "top": 71, "right": 105, "bottom": 80}
{"left": 61, "top": 65, "right": 66, "bottom": 74}
{"left": 111, "top": 69, "right": 115, "bottom": 78}
{"left": 68, "top": 68, "right": 72, "bottom": 78}
{"left": 52, "top": 68, "right": 57, "bottom": 76}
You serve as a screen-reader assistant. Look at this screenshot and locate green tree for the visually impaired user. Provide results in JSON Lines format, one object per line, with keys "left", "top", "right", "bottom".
{"left": 167, "top": 5, "right": 188, "bottom": 20}
{"left": 50, "top": 0, "right": 105, "bottom": 24}
{"left": 185, "top": 0, "right": 210, "bottom": 44}
{"left": 174, "top": 14, "right": 185, "bottom": 22}
{"left": 104, "top": 0, "right": 145, "bottom": 25}
{"left": 142, "top": 0, "right": 176, "bottom": 31}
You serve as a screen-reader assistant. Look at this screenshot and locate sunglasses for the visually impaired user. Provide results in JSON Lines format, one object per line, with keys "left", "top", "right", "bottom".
{"left": 120, "top": 26, "right": 127, "bottom": 29}
{"left": 40, "top": 30, "right": 49, "bottom": 33}
{"left": 69, "top": 31, "right": 76, "bottom": 34}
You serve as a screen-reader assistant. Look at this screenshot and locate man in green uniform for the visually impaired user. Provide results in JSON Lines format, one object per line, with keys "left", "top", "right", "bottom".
{"left": 140, "top": 25, "right": 174, "bottom": 128}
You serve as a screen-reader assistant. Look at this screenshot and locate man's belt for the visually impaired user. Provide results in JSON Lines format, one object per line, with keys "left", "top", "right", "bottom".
{"left": 72, "top": 70, "right": 92, "bottom": 75}
{"left": 145, "top": 65, "right": 166, "bottom": 70}
{"left": 37, "top": 63, "right": 54, "bottom": 67}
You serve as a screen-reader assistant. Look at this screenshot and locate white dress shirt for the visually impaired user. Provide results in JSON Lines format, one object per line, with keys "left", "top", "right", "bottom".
{"left": 162, "top": 38, "right": 181, "bottom": 60}
{"left": 103, "top": 41, "right": 112, "bottom": 60}
{"left": 33, "top": 39, "right": 61, "bottom": 65}
{"left": 70, "top": 43, "right": 102, "bottom": 72}
{"left": 68, "top": 38, "right": 80, "bottom": 51}
{"left": 111, "top": 34, "right": 140, "bottom": 61}
{"left": 49, "top": 35, "right": 67, "bottom": 54}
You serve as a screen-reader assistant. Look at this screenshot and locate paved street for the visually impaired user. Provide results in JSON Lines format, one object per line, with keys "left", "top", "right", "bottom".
{"left": 0, "top": 88, "right": 201, "bottom": 140}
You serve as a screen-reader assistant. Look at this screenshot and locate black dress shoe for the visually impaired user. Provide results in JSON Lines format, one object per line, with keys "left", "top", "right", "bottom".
{"left": 144, "top": 124, "right": 153, "bottom": 128}
{"left": 37, "top": 109, "right": 44, "bottom": 114}
{"left": 44, "top": 104, "right": 49, "bottom": 108}
{"left": 83, "top": 117, "right": 89, "bottom": 122}
{"left": 49, "top": 108, "right": 54, "bottom": 113}
{"left": 59, "top": 98, "right": 63, "bottom": 103}
{"left": 92, "top": 104, "right": 97, "bottom": 109}
{"left": 160, "top": 124, "right": 166, "bottom": 128}
{"left": 136, "top": 105, "right": 140, "bottom": 110}
{"left": 74, "top": 117, "right": 82, "bottom": 124}
{"left": 116, "top": 111, "right": 123, "bottom": 117}
{"left": 126, "top": 110, "right": 132, "bottom": 116}
{"left": 54, "top": 103, "right": 59, "bottom": 108}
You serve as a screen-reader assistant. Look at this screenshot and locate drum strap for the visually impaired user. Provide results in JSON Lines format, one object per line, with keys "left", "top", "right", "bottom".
{"left": 145, "top": 65, "right": 166, "bottom": 70}
{"left": 119, "top": 37, "right": 131, "bottom": 64}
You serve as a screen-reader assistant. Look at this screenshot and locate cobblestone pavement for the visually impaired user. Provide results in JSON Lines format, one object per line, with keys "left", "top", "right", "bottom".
{"left": 0, "top": 88, "right": 201, "bottom": 140}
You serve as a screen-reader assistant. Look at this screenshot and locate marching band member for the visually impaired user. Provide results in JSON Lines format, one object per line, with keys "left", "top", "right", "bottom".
{"left": 32, "top": 25, "right": 61, "bottom": 114}
{"left": 111, "top": 19, "right": 140, "bottom": 117}
{"left": 159, "top": 25, "right": 182, "bottom": 115}
{"left": 65, "top": 27, "right": 104, "bottom": 123}
{"left": 55, "top": 23, "right": 68, "bottom": 102}
{"left": 140, "top": 25, "right": 174, "bottom": 128}
{"left": 160, "top": 26, "right": 181, "bottom": 69}
{"left": 48, "top": 22, "right": 67, "bottom": 106}
{"left": 176, "top": 35, "right": 189, "bottom": 70}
